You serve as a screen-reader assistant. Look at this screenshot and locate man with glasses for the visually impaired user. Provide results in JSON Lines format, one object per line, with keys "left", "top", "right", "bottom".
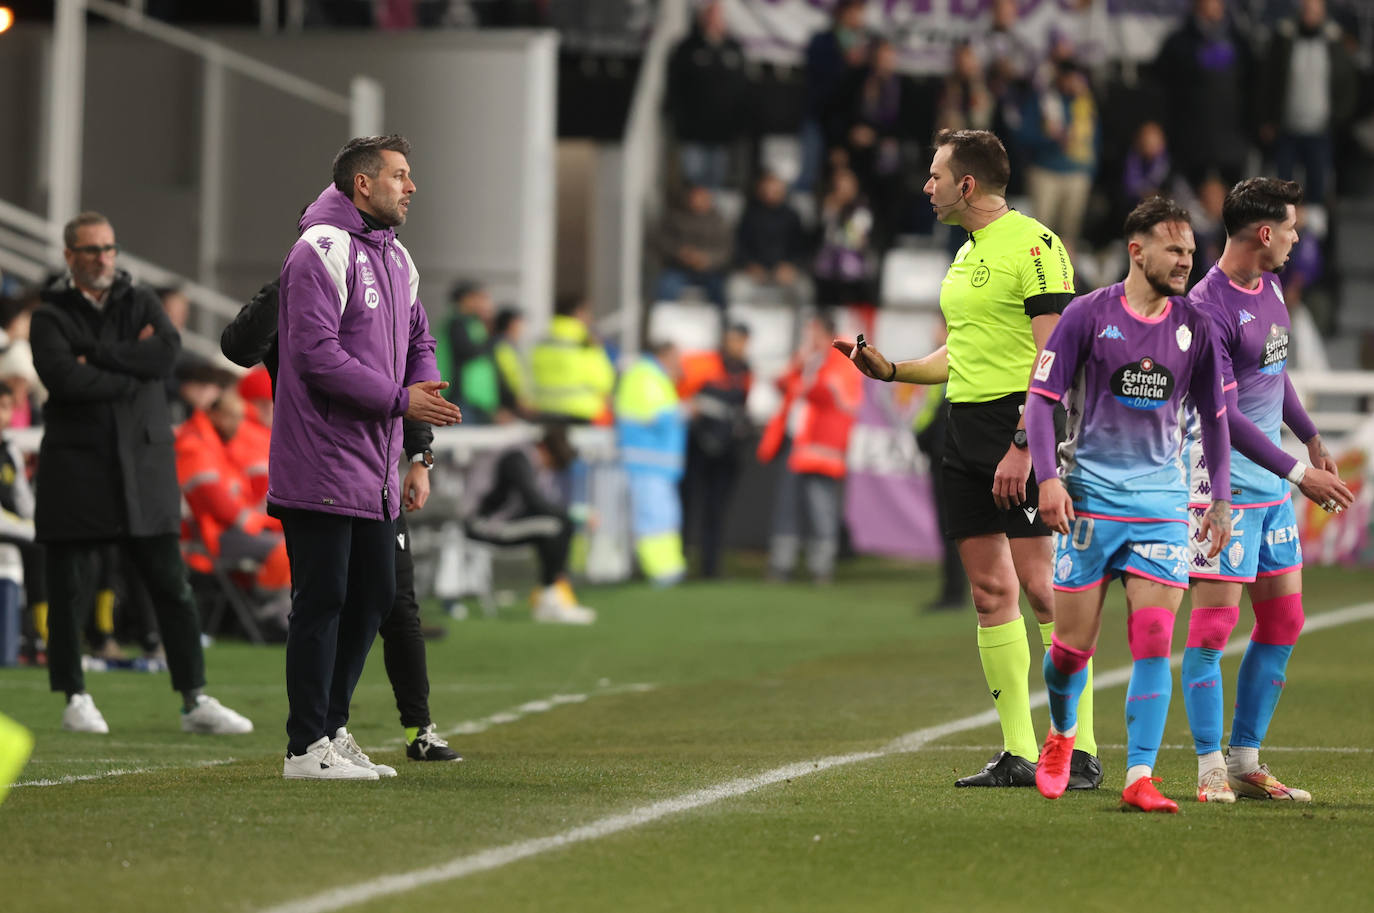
{"left": 29, "top": 211, "right": 252, "bottom": 735}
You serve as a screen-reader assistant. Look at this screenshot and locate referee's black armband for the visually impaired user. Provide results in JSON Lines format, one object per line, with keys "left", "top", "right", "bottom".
{"left": 1024, "top": 293, "right": 1073, "bottom": 318}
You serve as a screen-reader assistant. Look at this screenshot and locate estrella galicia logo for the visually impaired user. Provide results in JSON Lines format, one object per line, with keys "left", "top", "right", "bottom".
{"left": 1259, "top": 323, "right": 1288, "bottom": 375}
{"left": 1238, "top": 308, "right": 1256, "bottom": 326}
{"left": 1097, "top": 324, "right": 1125, "bottom": 340}
{"left": 1111, "top": 356, "right": 1174, "bottom": 410}
{"left": 970, "top": 264, "right": 990, "bottom": 287}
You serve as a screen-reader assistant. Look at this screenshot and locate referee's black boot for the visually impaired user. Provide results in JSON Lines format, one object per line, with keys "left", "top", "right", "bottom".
{"left": 954, "top": 750, "right": 1036, "bottom": 787}
{"left": 1066, "top": 749, "right": 1103, "bottom": 790}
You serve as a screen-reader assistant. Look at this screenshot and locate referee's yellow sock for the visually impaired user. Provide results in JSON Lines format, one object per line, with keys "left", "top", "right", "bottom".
{"left": 977, "top": 618, "right": 1039, "bottom": 762}
{"left": 1040, "top": 621, "right": 1096, "bottom": 757}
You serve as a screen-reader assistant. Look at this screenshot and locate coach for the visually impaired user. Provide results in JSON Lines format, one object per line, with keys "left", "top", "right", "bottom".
{"left": 273, "top": 135, "right": 461, "bottom": 780}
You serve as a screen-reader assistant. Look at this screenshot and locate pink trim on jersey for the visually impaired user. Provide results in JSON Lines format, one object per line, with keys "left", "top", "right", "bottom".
{"left": 1076, "top": 510, "right": 1188, "bottom": 525}
{"left": 1223, "top": 381, "right": 1239, "bottom": 392}
{"left": 1217, "top": 406, "right": 1227, "bottom": 418}
{"left": 1053, "top": 575, "right": 1112, "bottom": 594}
{"left": 1029, "top": 386, "right": 1061, "bottom": 402}
{"left": 1227, "top": 277, "right": 1264, "bottom": 296}
{"left": 1256, "top": 564, "right": 1303, "bottom": 578}
{"left": 1188, "top": 570, "right": 1257, "bottom": 583}
{"left": 1187, "top": 494, "right": 1292, "bottom": 510}
{"left": 1124, "top": 567, "right": 1189, "bottom": 589}
{"left": 1119, "top": 295, "right": 1173, "bottom": 324}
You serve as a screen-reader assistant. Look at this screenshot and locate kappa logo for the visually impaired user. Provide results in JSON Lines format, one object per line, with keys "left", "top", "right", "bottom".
{"left": 389, "top": 249, "right": 403, "bottom": 267}
{"left": 1238, "top": 308, "right": 1256, "bottom": 326}
{"left": 356, "top": 251, "right": 368, "bottom": 264}
{"left": 1097, "top": 324, "right": 1125, "bottom": 340}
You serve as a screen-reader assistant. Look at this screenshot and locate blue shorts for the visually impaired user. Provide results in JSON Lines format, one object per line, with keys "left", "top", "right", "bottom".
{"left": 1052, "top": 514, "right": 1191, "bottom": 592}
{"left": 1187, "top": 496, "right": 1302, "bottom": 582}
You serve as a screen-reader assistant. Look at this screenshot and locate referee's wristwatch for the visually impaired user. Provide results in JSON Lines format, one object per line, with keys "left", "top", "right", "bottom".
{"left": 411, "top": 449, "right": 434, "bottom": 468}
{"left": 1011, "top": 429, "right": 1028, "bottom": 450}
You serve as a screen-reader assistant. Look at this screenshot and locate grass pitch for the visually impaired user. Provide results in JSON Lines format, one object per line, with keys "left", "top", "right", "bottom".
{"left": 2, "top": 559, "right": 1372, "bottom": 913}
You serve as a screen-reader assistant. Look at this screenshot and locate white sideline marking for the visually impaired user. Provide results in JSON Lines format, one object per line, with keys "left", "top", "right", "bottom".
{"left": 360, "top": 683, "right": 655, "bottom": 753}
{"left": 14, "top": 758, "right": 237, "bottom": 789}
{"left": 256, "top": 602, "right": 1374, "bottom": 913}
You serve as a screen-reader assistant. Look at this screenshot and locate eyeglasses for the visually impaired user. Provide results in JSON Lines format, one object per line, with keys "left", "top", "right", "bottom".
{"left": 69, "top": 244, "right": 119, "bottom": 257}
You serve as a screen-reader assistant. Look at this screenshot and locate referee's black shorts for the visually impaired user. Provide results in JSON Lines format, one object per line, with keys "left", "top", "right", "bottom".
{"left": 941, "top": 392, "right": 1059, "bottom": 542}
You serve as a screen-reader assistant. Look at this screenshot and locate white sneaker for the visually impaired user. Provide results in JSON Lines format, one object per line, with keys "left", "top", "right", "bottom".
{"left": 331, "top": 727, "right": 397, "bottom": 777}
{"left": 283, "top": 736, "right": 379, "bottom": 780}
{"left": 1196, "top": 766, "right": 1237, "bottom": 803}
{"left": 533, "top": 594, "right": 597, "bottom": 625}
{"left": 181, "top": 695, "right": 254, "bottom": 734}
{"left": 62, "top": 693, "right": 109, "bottom": 733}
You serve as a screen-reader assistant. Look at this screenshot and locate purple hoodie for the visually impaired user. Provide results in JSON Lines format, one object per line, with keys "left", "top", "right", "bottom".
{"left": 267, "top": 185, "right": 439, "bottom": 521}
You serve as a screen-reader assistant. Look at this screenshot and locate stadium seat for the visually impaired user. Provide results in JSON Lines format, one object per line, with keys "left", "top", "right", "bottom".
{"left": 648, "top": 301, "right": 721, "bottom": 350}
{"left": 880, "top": 247, "right": 951, "bottom": 308}
{"left": 760, "top": 134, "right": 803, "bottom": 187}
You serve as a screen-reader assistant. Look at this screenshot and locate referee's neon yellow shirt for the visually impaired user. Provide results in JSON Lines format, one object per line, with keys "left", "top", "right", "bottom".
{"left": 940, "top": 209, "right": 1074, "bottom": 403}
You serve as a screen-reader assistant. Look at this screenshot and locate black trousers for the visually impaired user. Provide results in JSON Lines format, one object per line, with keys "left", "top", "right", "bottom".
{"left": 46, "top": 535, "right": 205, "bottom": 697}
{"left": 280, "top": 509, "right": 396, "bottom": 755}
{"left": 680, "top": 439, "right": 740, "bottom": 578}
{"left": 378, "top": 513, "right": 430, "bottom": 730}
{"left": 466, "top": 513, "right": 571, "bottom": 587}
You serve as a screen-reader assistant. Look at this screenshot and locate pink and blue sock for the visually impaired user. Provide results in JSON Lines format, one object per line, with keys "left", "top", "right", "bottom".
{"left": 1181, "top": 605, "right": 1239, "bottom": 754}
{"left": 1125, "top": 607, "right": 1175, "bottom": 771}
{"left": 1231, "top": 594, "right": 1303, "bottom": 748}
{"left": 1043, "top": 635, "right": 1093, "bottom": 733}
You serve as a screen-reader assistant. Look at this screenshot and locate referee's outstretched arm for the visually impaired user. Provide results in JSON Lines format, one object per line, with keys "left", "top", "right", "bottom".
{"left": 832, "top": 338, "right": 948, "bottom": 386}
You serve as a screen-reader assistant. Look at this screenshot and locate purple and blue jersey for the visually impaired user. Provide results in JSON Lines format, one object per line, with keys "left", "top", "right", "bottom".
{"left": 1028, "top": 283, "right": 1231, "bottom": 521}
{"left": 1184, "top": 265, "right": 1293, "bottom": 507}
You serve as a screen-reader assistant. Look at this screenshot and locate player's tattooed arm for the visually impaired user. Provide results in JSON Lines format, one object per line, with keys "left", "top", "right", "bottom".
{"left": 1307, "top": 434, "right": 1337, "bottom": 474}
{"left": 1200, "top": 499, "right": 1233, "bottom": 559}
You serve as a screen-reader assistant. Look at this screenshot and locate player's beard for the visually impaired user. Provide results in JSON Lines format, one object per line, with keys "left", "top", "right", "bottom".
{"left": 1145, "top": 264, "right": 1185, "bottom": 298}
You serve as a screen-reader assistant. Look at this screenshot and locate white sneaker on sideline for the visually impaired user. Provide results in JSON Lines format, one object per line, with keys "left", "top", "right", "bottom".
{"left": 283, "top": 737, "right": 380, "bottom": 780}
{"left": 331, "top": 727, "right": 397, "bottom": 777}
{"left": 181, "top": 695, "right": 254, "bottom": 734}
{"left": 62, "top": 693, "right": 109, "bottom": 733}
{"left": 533, "top": 590, "right": 597, "bottom": 625}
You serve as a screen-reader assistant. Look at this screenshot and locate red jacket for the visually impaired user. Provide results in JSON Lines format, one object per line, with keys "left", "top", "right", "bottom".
{"left": 226, "top": 412, "right": 271, "bottom": 507}
{"left": 757, "top": 348, "right": 861, "bottom": 478}
{"left": 175, "top": 410, "right": 280, "bottom": 567}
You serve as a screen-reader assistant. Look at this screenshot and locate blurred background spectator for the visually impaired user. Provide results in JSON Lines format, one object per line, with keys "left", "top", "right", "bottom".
{"left": 812, "top": 169, "right": 874, "bottom": 309}
{"left": 1261, "top": 0, "right": 1358, "bottom": 203}
{"left": 654, "top": 184, "right": 732, "bottom": 310}
{"left": 665, "top": 0, "right": 747, "bottom": 188}
{"left": 446, "top": 281, "right": 512, "bottom": 426}
{"left": 531, "top": 297, "right": 616, "bottom": 425}
{"left": 734, "top": 172, "right": 809, "bottom": 307}
{"left": 616, "top": 341, "right": 687, "bottom": 587}
{"left": 1022, "top": 58, "right": 1099, "bottom": 253}
{"left": 678, "top": 323, "right": 752, "bottom": 580}
{"left": 759, "top": 313, "right": 861, "bottom": 585}
{"left": 492, "top": 306, "right": 536, "bottom": 419}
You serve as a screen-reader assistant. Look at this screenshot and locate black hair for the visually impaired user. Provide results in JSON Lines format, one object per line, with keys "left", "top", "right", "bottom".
{"left": 494, "top": 307, "right": 523, "bottom": 336}
{"left": 1123, "top": 195, "right": 1193, "bottom": 240}
{"left": 1222, "top": 177, "right": 1303, "bottom": 237}
{"left": 931, "top": 129, "right": 1011, "bottom": 194}
{"left": 331, "top": 135, "right": 413, "bottom": 197}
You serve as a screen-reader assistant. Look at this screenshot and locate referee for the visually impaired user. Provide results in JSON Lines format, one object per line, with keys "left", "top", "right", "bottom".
{"left": 837, "top": 129, "right": 1099, "bottom": 789}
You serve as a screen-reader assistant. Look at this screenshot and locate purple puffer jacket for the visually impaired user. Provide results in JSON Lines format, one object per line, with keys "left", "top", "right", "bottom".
{"left": 267, "top": 185, "right": 439, "bottom": 521}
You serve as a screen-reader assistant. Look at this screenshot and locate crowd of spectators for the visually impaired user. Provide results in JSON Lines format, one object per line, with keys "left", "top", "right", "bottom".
{"left": 652, "top": 0, "right": 1373, "bottom": 333}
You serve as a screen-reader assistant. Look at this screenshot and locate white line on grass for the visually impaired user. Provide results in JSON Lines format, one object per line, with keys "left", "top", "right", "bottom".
{"left": 362, "top": 682, "right": 656, "bottom": 752}
{"left": 256, "top": 601, "right": 1374, "bottom": 913}
{"left": 14, "top": 758, "right": 237, "bottom": 788}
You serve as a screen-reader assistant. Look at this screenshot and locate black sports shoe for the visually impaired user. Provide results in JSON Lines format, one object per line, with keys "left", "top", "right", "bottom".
{"left": 954, "top": 750, "right": 1036, "bottom": 787}
{"left": 1066, "top": 749, "right": 1103, "bottom": 790}
{"left": 405, "top": 724, "right": 463, "bottom": 762}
